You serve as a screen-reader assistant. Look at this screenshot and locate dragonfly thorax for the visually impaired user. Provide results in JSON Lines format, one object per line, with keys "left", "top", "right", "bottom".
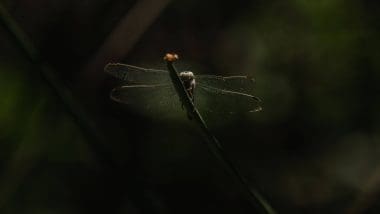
{"left": 179, "top": 71, "right": 196, "bottom": 100}
{"left": 179, "top": 71, "right": 194, "bottom": 80}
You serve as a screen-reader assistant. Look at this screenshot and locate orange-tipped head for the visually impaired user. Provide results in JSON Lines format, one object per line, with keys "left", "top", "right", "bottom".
{"left": 163, "top": 53, "right": 179, "bottom": 62}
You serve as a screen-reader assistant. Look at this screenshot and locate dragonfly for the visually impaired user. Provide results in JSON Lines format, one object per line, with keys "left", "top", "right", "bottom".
{"left": 104, "top": 62, "right": 262, "bottom": 115}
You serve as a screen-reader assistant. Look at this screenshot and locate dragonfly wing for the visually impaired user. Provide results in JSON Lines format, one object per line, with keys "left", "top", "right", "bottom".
{"left": 197, "top": 75, "right": 256, "bottom": 94}
{"left": 110, "top": 84, "right": 183, "bottom": 114}
{"left": 105, "top": 63, "right": 171, "bottom": 84}
{"left": 195, "top": 83, "right": 262, "bottom": 113}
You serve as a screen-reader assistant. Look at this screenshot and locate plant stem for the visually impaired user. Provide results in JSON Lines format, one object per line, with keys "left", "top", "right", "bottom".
{"left": 165, "top": 55, "right": 276, "bottom": 214}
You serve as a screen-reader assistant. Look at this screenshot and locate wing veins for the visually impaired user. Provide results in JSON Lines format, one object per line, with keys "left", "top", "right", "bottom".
{"left": 110, "top": 84, "right": 172, "bottom": 104}
{"left": 105, "top": 63, "right": 169, "bottom": 84}
{"left": 197, "top": 75, "right": 255, "bottom": 82}
{"left": 198, "top": 84, "right": 261, "bottom": 102}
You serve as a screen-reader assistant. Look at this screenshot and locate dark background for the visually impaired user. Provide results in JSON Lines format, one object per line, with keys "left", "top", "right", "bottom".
{"left": 0, "top": 0, "right": 379, "bottom": 213}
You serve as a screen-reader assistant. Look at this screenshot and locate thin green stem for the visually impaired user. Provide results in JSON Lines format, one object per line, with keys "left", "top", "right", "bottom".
{"left": 166, "top": 57, "right": 276, "bottom": 214}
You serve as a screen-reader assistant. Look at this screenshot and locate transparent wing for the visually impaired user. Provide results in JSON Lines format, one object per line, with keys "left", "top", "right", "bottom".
{"left": 196, "top": 75, "right": 256, "bottom": 94}
{"left": 105, "top": 63, "right": 171, "bottom": 84}
{"left": 107, "top": 66, "right": 261, "bottom": 115}
{"left": 195, "top": 83, "right": 262, "bottom": 113}
{"left": 110, "top": 84, "right": 183, "bottom": 115}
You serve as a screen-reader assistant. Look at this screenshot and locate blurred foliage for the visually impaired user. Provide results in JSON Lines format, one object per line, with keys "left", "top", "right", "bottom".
{"left": 0, "top": 0, "right": 380, "bottom": 213}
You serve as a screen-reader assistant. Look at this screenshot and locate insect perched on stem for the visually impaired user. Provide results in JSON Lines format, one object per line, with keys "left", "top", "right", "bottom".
{"left": 104, "top": 54, "right": 262, "bottom": 115}
{"left": 105, "top": 54, "right": 274, "bottom": 213}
